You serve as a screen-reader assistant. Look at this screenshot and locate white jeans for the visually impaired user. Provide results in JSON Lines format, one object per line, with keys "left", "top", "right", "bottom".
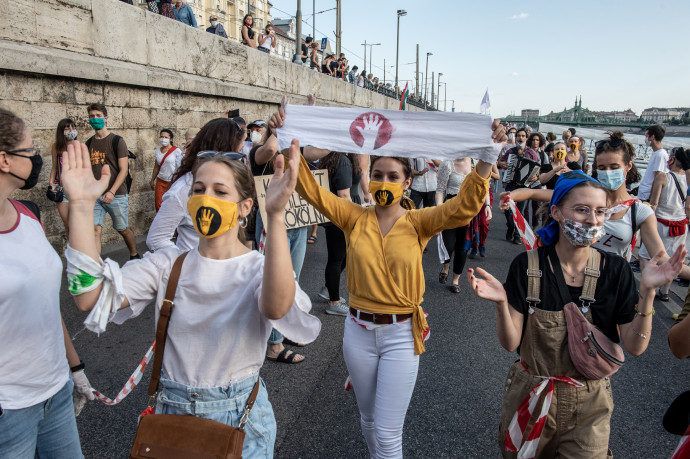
{"left": 342, "top": 313, "right": 420, "bottom": 459}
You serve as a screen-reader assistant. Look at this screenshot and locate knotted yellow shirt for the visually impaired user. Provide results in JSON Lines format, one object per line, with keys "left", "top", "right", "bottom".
{"left": 295, "top": 156, "right": 489, "bottom": 354}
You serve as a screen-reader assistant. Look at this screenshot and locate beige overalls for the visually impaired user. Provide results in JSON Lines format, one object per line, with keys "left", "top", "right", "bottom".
{"left": 498, "top": 249, "right": 614, "bottom": 458}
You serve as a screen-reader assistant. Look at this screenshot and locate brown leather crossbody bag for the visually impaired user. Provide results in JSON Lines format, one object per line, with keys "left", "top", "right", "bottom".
{"left": 130, "top": 253, "right": 260, "bottom": 459}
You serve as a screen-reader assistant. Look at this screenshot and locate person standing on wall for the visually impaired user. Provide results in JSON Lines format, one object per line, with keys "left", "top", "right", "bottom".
{"left": 85, "top": 103, "right": 140, "bottom": 259}
{"left": 149, "top": 129, "right": 181, "bottom": 213}
{"left": 158, "top": 0, "right": 175, "bottom": 19}
{"left": 206, "top": 15, "right": 228, "bottom": 38}
{"left": 241, "top": 14, "right": 257, "bottom": 49}
{"left": 258, "top": 23, "right": 276, "bottom": 54}
{"left": 172, "top": 0, "right": 197, "bottom": 27}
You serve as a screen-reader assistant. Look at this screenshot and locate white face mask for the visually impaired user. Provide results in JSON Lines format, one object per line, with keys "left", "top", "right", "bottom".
{"left": 507, "top": 133, "right": 515, "bottom": 141}
{"left": 211, "top": 20, "right": 218, "bottom": 27}
{"left": 160, "top": 138, "right": 170, "bottom": 146}
{"left": 518, "top": 142, "right": 526, "bottom": 149}
{"left": 645, "top": 137, "right": 651, "bottom": 147}
{"left": 250, "top": 131, "right": 263, "bottom": 144}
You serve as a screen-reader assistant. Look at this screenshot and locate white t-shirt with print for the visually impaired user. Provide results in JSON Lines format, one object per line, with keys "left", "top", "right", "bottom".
{"left": 593, "top": 202, "right": 654, "bottom": 260}
{"left": 112, "top": 247, "right": 321, "bottom": 387}
{"left": 0, "top": 200, "right": 69, "bottom": 409}
{"left": 638, "top": 148, "right": 669, "bottom": 200}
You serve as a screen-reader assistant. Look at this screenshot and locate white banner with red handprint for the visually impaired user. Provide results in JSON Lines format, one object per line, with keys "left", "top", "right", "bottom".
{"left": 276, "top": 105, "right": 502, "bottom": 163}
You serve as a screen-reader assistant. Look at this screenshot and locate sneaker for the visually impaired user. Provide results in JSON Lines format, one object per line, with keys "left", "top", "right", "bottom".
{"left": 479, "top": 245, "right": 486, "bottom": 257}
{"left": 512, "top": 236, "right": 522, "bottom": 245}
{"left": 468, "top": 248, "right": 478, "bottom": 259}
{"left": 505, "top": 230, "right": 512, "bottom": 241}
{"left": 130, "top": 253, "right": 142, "bottom": 260}
{"left": 318, "top": 287, "right": 329, "bottom": 301}
{"left": 325, "top": 299, "right": 349, "bottom": 316}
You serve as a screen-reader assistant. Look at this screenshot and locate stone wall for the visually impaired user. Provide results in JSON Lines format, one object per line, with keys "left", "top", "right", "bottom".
{"left": 0, "top": 0, "right": 414, "bottom": 249}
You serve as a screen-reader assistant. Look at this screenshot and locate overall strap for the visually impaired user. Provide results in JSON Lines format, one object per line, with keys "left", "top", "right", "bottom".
{"left": 147, "top": 252, "right": 189, "bottom": 396}
{"left": 526, "top": 249, "right": 542, "bottom": 308}
{"left": 579, "top": 249, "right": 601, "bottom": 307}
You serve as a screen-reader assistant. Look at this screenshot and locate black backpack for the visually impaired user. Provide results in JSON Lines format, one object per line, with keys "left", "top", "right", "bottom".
{"left": 85, "top": 135, "right": 136, "bottom": 193}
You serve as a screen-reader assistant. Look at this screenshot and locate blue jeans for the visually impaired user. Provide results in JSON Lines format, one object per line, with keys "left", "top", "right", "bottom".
{"left": 0, "top": 378, "right": 83, "bottom": 458}
{"left": 255, "top": 213, "right": 308, "bottom": 345}
{"left": 94, "top": 194, "right": 129, "bottom": 231}
{"left": 156, "top": 373, "right": 276, "bottom": 459}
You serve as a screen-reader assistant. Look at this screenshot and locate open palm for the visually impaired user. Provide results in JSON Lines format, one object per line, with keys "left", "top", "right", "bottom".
{"left": 640, "top": 245, "right": 687, "bottom": 291}
{"left": 265, "top": 139, "right": 300, "bottom": 217}
{"left": 468, "top": 267, "right": 508, "bottom": 303}
{"left": 60, "top": 141, "right": 110, "bottom": 204}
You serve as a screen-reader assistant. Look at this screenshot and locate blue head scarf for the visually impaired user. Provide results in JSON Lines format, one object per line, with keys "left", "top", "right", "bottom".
{"left": 535, "top": 171, "right": 601, "bottom": 245}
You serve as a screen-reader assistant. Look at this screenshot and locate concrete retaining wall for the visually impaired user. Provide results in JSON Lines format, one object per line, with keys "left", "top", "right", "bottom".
{"left": 0, "top": 0, "right": 414, "bottom": 248}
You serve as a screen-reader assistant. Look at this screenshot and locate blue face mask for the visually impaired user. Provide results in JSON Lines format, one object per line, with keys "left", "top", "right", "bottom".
{"left": 597, "top": 169, "right": 626, "bottom": 191}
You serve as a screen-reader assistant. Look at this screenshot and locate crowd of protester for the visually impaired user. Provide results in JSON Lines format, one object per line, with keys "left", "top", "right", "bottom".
{"left": 119, "top": 0, "right": 433, "bottom": 110}
{"left": 2, "top": 90, "right": 689, "bottom": 457}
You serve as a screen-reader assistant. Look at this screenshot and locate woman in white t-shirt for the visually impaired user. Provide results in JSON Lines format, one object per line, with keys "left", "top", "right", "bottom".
{"left": 62, "top": 133, "right": 320, "bottom": 457}
{"left": 149, "top": 129, "right": 181, "bottom": 213}
{"left": 0, "top": 108, "right": 92, "bottom": 458}
{"left": 501, "top": 132, "right": 690, "bottom": 278}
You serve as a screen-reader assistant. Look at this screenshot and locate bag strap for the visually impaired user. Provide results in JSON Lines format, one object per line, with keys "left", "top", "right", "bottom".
{"left": 670, "top": 172, "right": 687, "bottom": 203}
{"left": 158, "top": 147, "right": 177, "bottom": 168}
{"left": 526, "top": 249, "right": 542, "bottom": 308}
{"left": 147, "top": 252, "right": 189, "bottom": 396}
{"left": 580, "top": 250, "right": 601, "bottom": 307}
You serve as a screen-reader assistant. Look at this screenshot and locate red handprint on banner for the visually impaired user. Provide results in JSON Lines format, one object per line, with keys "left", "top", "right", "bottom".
{"left": 349, "top": 112, "right": 394, "bottom": 151}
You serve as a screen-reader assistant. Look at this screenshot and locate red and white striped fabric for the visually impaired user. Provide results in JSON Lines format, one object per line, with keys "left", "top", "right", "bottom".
{"left": 505, "top": 362, "right": 584, "bottom": 458}
{"left": 258, "top": 228, "right": 267, "bottom": 254}
{"left": 91, "top": 341, "right": 156, "bottom": 405}
{"left": 672, "top": 425, "right": 690, "bottom": 459}
{"left": 605, "top": 199, "right": 640, "bottom": 261}
{"left": 504, "top": 196, "right": 540, "bottom": 250}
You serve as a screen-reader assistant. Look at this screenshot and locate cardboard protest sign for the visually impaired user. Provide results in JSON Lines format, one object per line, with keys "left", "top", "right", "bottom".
{"left": 254, "top": 169, "right": 330, "bottom": 230}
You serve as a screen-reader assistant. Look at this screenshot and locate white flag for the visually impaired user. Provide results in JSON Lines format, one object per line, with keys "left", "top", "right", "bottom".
{"left": 276, "top": 105, "right": 501, "bottom": 163}
{"left": 480, "top": 89, "right": 490, "bottom": 115}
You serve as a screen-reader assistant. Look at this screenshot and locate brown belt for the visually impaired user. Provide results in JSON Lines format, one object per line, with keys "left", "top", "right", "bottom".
{"left": 349, "top": 307, "right": 412, "bottom": 325}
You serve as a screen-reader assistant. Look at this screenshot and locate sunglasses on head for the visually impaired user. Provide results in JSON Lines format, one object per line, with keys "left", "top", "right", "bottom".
{"left": 595, "top": 138, "right": 625, "bottom": 150}
{"left": 197, "top": 151, "right": 246, "bottom": 160}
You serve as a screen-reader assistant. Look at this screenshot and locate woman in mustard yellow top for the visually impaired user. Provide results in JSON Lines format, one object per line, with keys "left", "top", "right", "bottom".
{"left": 270, "top": 110, "right": 505, "bottom": 458}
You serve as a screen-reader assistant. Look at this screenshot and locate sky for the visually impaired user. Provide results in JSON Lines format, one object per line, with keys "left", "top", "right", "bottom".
{"left": 267, "top": 0, "right": 689, "bottom": 117}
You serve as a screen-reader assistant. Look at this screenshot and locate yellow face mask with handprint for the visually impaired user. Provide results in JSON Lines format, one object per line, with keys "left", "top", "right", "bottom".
{"left": 187, "top": 194, "right": 238, "bottom": 239}
{"left": 554, "top": 149, "right": 567, "bottom": 161}
{"left": 369, "top": 181, "right": 403, "bottom": 207}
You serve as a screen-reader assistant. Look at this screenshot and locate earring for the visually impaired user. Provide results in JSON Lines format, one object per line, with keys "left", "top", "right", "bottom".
{"left": 239, "top": 216, "right": 248, "bottom": 229}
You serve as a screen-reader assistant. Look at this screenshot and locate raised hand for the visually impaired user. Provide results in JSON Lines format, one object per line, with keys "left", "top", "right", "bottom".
{"left": 467, "top": 267, "right": 508, "bottom": 304}
{"left": 640, "top": 245, "right": 687, "bottom": 291}
{"left": 60, "top": 141, "right": 110, "bottom": 205}
{"left": 356, "top": 113, "right": 383, "bottom": 152}
{"left": 491, "top": 119, "right": 507, "bottom": 145}
{"left": 265, "top": 139, "right": 300, "bottom": 217}
{"left": 306, "top": 94, "right": 316, "bottom": 106}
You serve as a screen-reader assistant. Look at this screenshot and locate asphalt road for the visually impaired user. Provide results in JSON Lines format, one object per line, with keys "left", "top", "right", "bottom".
{"left": 61, "top": 199, "right": 689, "bottom": 458}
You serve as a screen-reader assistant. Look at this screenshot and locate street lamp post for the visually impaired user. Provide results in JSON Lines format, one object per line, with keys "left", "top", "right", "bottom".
{"left": 437, "top": 73, "right": 443, "bottom": 110}
{"left": 369, "top": 43, "right": 381, "bottom": 73}
{"left": 395, "top": 9, "right": 407, "bottom": 93}
{"left": 293, "top": 0, "right": 302, "bottom": 64}
{"left": 443, "top": 82, "right": 447, "bottom": 112}
{"left": 424, "top": 52, "right": 432, "bottom": 110}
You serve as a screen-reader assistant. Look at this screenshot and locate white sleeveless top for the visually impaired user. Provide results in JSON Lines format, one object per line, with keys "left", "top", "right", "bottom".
{"left": 656, "top": 171, "right": 687, "bottom": 221}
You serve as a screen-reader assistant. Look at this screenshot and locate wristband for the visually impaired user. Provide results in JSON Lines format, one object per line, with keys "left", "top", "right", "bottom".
{"left": 71, "top": 360, "right": 85, "bottom": 373}
{"left": 634, "top": 305, "right": 655, "bottom": 317}
{"left": 105, "top": 191, "right": 114, "bottom": 196}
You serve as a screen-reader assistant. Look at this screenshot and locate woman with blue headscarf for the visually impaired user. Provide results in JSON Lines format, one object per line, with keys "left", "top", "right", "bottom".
{"left": 467, "top": 171, "right": 686, "bottom": 458}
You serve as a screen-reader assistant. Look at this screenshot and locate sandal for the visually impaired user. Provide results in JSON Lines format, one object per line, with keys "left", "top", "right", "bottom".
{"left": 282, "top": 338, "right": 306, "bottom": 347}
{"left": 307, "top": 235, "right": 318, "bottom": 244}
{"left": 439, "top": 270, "right": 449, "bottom": 284}
{"left": 267, "top": 348, "right": 305, "bottom": 364}
{"left": 449, "top": 284, "right": 460, "bottom": 294}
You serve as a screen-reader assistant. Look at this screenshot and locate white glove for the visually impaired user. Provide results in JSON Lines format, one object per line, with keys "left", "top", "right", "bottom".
{"left": 72, "top": 370, "right": 95, "bottom": 416}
